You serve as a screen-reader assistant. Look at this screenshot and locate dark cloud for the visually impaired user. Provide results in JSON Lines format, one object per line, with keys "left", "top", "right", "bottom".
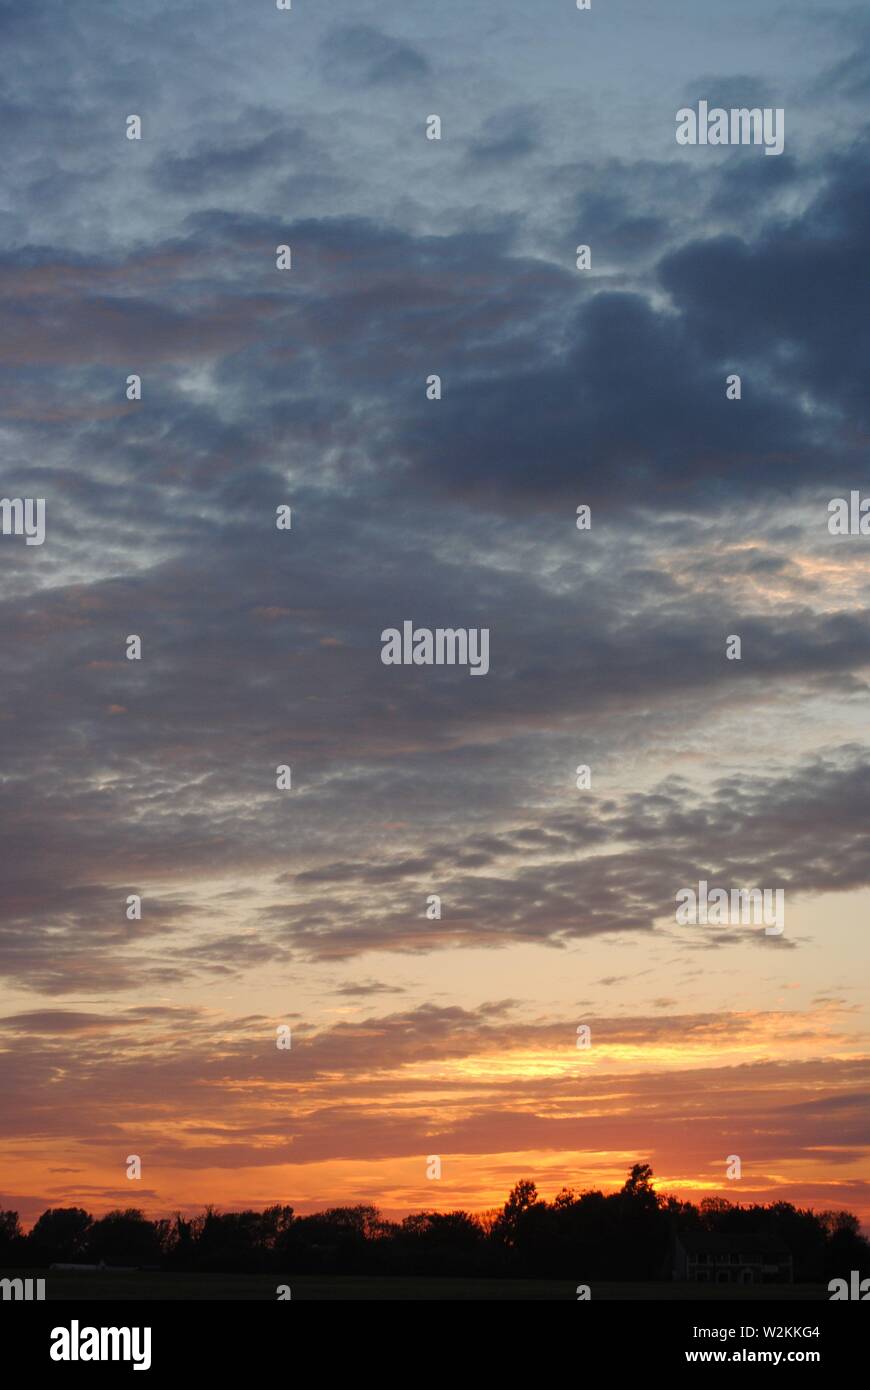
{"left": 395, "top": 149, "right": 870, "bottom": 509}
{"left": 467, "top": 107, "right": 540, "bottom": 165}
{"left": 251, "top": 749, "right": 870, "bottom": 959}
{"left": 150, "top": 130, "right": 301, "bottom": 196}
{"left": 332, "top": 980, "right": 407, "bottom": 997}
{"left": 318, "top": 24, "right": 430, "bottom": 88}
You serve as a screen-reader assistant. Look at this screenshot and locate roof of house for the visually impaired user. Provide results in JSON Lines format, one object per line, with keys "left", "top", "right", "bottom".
{"left": 677, "top": 1233, "right": 791, "bottom": 1258}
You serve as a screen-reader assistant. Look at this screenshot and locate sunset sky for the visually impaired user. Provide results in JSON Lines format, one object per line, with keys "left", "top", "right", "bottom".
{"left": 1, "top": 0, "right": 868, "bottom": 1230}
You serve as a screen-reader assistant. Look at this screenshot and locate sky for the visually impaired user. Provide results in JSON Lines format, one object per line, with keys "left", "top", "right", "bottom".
{"left": 0, "top": 0, "right": 868, "bottom": 1230}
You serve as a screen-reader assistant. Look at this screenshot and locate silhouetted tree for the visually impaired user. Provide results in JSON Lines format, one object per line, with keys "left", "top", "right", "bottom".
{"left": 621, "top": 1162, "right": 660, "bottom": 1210}
{"left": 494, "top": 1179, "right": 539, "bottom": 1247}
{"left": 279, "top": 1205, "right": 386, "bottom": 1274}
{"left": 0, "top": 1210, "right": 24, "bottom": 1265}
{"left": 9, "top": 1164, "right": 865, "bottom": 1281}
{"left": 395, "top": 1211, "right": 485, "bottom": 1275}
{"left": 30, "top": 1207, "right": 92, "bottom": 1262}
{"left": 822, "top": 1211, "right": 870, "bottom": 1282}
{"left": 0, "top": 1211, "right": 22, "bottom": 1247}
{"left": 87, "top": 1209, "right": 162, "bottom": 1264}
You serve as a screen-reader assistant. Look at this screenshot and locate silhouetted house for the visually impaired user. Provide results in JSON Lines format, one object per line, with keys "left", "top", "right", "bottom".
{"left": 673, "top": 1234, "right": 792, "bottom": 1285}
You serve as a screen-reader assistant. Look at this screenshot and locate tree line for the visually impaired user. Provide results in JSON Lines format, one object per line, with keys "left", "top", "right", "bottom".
{"left": 2, "top": 1165, "right": 866, "bottom": 1280}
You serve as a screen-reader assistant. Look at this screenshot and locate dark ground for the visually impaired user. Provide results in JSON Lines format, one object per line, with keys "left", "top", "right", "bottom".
{"left": 0, "top": 1270, "right": 831, "bottom": 1300}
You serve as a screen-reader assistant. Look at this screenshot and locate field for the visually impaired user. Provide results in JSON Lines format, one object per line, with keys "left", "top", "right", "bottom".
{"left": 1, "top": 1271, "right": 831, "bottom": 1301}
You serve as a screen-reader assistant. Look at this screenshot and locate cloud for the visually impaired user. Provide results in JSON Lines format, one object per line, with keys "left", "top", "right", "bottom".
{"left": 251, "top": 749, "right": 868, "bottom": 958}
{"left": 332, "top": 980, "right": 407, "bottom": 997}
{"left": 467, "top": 107, "right": 540, "bottom": 165}
{"left": 0, "top": 0, "right": 868, "bottom": 1227}
{"left": 318, "top": 24, "right": 430, "bottom": 88}
{"left": 1, "top": 1000, "right": 866, "bottom": 1220}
